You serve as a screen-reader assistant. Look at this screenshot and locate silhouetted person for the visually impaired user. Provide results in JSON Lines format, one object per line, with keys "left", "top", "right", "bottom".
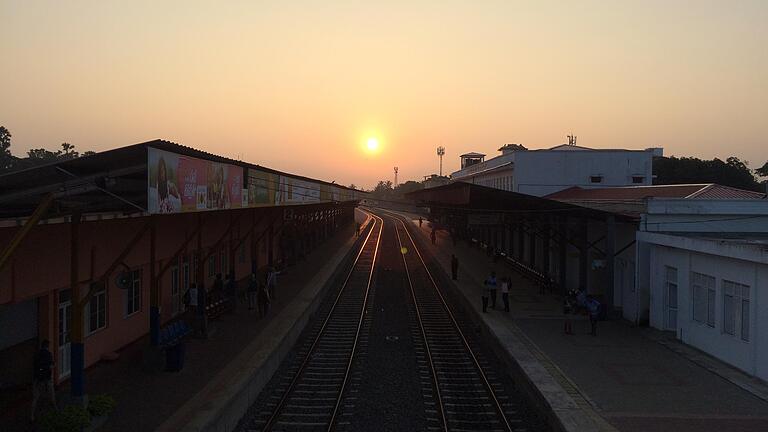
{"left": 247, "top": 273, "right": 259, "bottom": 310}
{"left": 258, "top": 278, "right": 271, "bottom": 318}
{"left": 451, "top": 254, "right": 459, "bottom": 280}
{"left": 355, "top": 222, "right": 361, "bottom": 238}
{"left": 483, "top": 271, "right": 497, "bottom": 313}
{"left": 418, "top": 217, "right": 423, "bottom": 227}
{"left": 430, "top": 229, "right": 437, "bottom": 245}
{"left": 31, "top": 340, "right": 57, "bottom": 422}
{"left": 213, "top": 273, "right": 224, "bottom": 294}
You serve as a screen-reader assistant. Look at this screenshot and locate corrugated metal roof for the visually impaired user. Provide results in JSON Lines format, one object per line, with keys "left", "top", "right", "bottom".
{"left": 545, "top": 184, "right": 765, "bottom": 201}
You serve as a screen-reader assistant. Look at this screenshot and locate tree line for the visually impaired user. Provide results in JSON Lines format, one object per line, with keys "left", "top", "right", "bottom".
{"left": 0, "top": 126, "right": 95, "bottom": 174}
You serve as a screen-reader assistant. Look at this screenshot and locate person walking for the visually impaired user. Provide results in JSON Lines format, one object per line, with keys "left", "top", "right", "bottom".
{"left": 418, "top": 216, "right": 423, "bottom": 227}
{"left": 430, "top": 229, "right": 437, "bottom": 245}
{"left": 31, "top": 339, "right": 57, "bottom": 422}
{"left": 501, "top": 277, "right": 510, "bottom": 312}
{"left": 450, "top": 254, "right": 459, "bottom": 280}
{"left": 247, "top": 273, "right": 259, "bottom": 311}
{"left": 483, "top": 271, "right": 497, "bottom": 313}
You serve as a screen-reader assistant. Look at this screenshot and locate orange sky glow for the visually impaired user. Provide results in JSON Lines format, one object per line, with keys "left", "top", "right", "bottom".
{"left": 1, "top": 1, "right": 767, "bottom": 189}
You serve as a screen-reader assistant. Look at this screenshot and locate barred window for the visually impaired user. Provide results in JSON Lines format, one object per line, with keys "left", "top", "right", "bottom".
{"left": 125, "top": 269, "right": 142, "bottom": 317}
{"left": 723, "top": 280, "right": 750, "bottom": 341}
{"left": 691, "top": 272, "right": 715, "bottom": 327}
{"left": 88, "top": 284, "right": 107, "bottom": 334}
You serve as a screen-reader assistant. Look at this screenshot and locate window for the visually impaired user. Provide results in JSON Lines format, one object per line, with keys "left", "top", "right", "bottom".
{"left": 632, "top": 176, "right": 645, "bottom": 184}
{"left": 125, "top": 269, "right": 142, "bottom": 317}
{"left": 220, "top": 249, "right": 228, "bottom": 275}
{"left": 723, "top": 280, "right": 750, "bottom": 341}
{"left": 691, "top": 272, "right": 715, "bottom": 327}
{"left": 87, "top": 283, "right": 107, "bottom": 334}
{"left": 590, "top": 175, "right": 603, "bottom": 183}
{"left": 171, "top": 264, "right": 181, "bottom": 315}
{"left": 665, "top": 266, "right": 678, "bottom": 329}
{"left": 208, "top": 255, "right": 216, "bottom": 277}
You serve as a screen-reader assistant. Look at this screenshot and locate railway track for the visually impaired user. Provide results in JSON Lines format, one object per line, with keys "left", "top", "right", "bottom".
{"left": 386, "top": 211, "right": 518, "bottom": 432}
{"left": 251, "top": 213, "right": 383, "bottom": 432}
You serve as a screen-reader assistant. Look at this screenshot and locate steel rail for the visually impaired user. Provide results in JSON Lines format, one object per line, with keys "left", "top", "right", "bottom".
{"left": 261, "top": 211, "right": 383, "bottom": 432}
{"left": 392, "top": 216, "right": 449, "bottom": 432}
{"left": 382, "top": 209, "right": 513, "bottom": 432}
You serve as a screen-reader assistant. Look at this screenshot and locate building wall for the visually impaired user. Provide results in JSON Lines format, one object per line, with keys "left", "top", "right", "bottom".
{"left": 513, "top": 150, "right": 653, "bottom": 197}
{"left": 0, "top": 204, "right": 353, "bottom": 383}
{"left": 648, "top": 245, "right": 767, "bottom": 380}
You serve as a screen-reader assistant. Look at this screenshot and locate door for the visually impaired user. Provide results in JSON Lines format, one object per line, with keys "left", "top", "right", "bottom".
{"left": 57, "top": 291, "right": 72, "bottom": 379}
{"left": 665, "top": 266, "right": 678, "bottom": 330}
{"left": 171, "top": 265, "right": 181, "bottom": 315}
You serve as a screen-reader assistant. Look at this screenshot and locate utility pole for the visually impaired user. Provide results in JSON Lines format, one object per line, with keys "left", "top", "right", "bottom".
{"left": 437, "top": 146, "right": 445, "bottom": 176}
{"left": 394, "top": 167, "right": 399, "bottom": 188}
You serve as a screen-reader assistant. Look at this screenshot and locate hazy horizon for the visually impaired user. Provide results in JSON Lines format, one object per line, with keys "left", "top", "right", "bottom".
{"left": 2, "top": 1, "right": 767, "bottom": 189}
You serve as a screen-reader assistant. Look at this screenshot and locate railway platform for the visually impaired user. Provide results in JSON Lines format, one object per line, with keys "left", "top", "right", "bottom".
{"left": 406, "top": 213, "right": 768, "bottom": 432}
{"left": 3, "top": 213, "right": 365, "bottom": 432}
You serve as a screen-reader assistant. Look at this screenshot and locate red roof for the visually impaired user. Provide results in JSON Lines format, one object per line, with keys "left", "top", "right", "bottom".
{"left": 546, "top": 184, "right": 765, "bottom": 201}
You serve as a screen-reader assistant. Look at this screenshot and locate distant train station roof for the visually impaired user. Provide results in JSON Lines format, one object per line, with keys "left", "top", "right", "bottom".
{"left": 0, "top": 139, "right": 363, "bottom": 220}
{"left": 405, "top": 181, "right": 635, "bottom": 222}
{"left": 546, "top": 184, "right": 766, "bottom": 200}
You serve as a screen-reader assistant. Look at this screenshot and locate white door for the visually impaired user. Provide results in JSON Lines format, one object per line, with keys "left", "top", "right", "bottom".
{"left": 58, "top": 296, "right": 72, "bottom": 378}
{"left": 665, "top": 266, "right": 678, "bottom": 330}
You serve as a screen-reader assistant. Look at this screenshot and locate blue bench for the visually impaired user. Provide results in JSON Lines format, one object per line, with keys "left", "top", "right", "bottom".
{"left": 159, "top": 320, "right": 191, "bottom": 348}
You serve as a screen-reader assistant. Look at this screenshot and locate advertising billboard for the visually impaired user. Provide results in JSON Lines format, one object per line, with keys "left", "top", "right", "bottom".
{"left": 148, "top": 147, "right": 244, "bottom": 214}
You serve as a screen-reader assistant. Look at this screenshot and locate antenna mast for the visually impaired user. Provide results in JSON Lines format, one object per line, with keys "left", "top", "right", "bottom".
{"left": 437, "top": 146, "right": 445, "bottom": 176}
{"left": 393, "top": 167, "right": 399, "bottom": 187}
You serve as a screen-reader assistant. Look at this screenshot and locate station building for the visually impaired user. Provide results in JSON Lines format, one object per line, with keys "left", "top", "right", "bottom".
{"left": 0, "top": 140, "right": 363, "bottom": 392}
{"left": 450, "top": 142, "right": 662, "bottom": 197}
{"left": 410, "top": 182, "right": 768, "bottom": 381}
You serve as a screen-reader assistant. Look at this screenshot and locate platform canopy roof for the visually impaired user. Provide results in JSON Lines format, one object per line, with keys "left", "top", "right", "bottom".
{"left": 405, "top": 181, "right": 636, "bottom": 222}
{"left": 0, "top": 139, "right": 362, "bottom": 220}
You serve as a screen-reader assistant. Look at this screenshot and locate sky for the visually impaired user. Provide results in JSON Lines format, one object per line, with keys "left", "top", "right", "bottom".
{"left": 1, "top": 1, "right": 767, "bottom": 189}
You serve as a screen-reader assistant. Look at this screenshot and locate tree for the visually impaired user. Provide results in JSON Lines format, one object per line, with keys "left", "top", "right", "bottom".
{"left": 394, "top": 180, "right": 423, "bottom": 196}
{"left": 371, "top": 180, "right": 394, "bottom": 199}
{"left": 348, "top": 184, "right": 357, "bottom": 190}
{"left": 0, "top": 126, "right": 14, "bottom": 171}
{"left": 756, "top": 161, "right": 768, "bottom": 179}
{"left": 653, "top": 155, "right": 761, "bottom": 192}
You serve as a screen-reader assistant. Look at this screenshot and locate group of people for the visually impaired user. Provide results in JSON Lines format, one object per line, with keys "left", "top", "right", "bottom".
{"left": 182, "top": 267, "right": 282, "bottom": 336}
{"left": 246, "top": 267, "right": 281, "bottom": 317}
{"left": 563, "top": 289, "right": 602, "bottom": 336}
{"left": 481, "top": 271, "right": 511, "bottom": 313}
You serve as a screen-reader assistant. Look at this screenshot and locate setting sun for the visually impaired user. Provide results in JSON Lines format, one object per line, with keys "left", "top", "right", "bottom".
{"left": 366, "top": 137, "right": 379, "bottom": 152}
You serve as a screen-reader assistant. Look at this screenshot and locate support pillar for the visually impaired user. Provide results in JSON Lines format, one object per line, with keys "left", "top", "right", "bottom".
{"left": 517, "top": 221, "right": 524, "bottom": 260}
{"left": 606, "top": 215, "right": 616, "bottom": 313}
{"left": 150, "top": 217, "right": 160, "bottom": 346}
{"left": 267, "top": 220, "right": 274, "bottom": 266}
{"left": 559, "top": 217, "right": 568, "bottom": 295}
{"left": 579, "top": 218, "right": 589, "bottom": 292}
{"left": 69, "top": 213, "right": 84, "bottom": 399}
{"left": 542, "top": 220, "right": 550, "bottom": 277}
{"left": 529, "top": 220, "right": 537, "bottom": 268}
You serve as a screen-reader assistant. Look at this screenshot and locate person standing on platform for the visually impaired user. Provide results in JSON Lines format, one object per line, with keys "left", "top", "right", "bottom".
{"left": 247, "top": 273, "right": 259, "bottom": 311}
{"left": 563, "top": 291, "right": 575, "bottom": 335}
{"left": 487, "top": 271, "right": 498, "bottom": 309}
{"left": 451, "top": 254, "right": 459, "bottom": 280}
{"left": 430, "top": 229, "right": 437, "bottom": 245}
{"left": 225, "top": 272, "right": 237, "bottom": 311}
{"left": 258, "top": 278, "right": 271, "bottom": 318}
{"left": 266, "top": 266, "right": 281, "bottom": 301}
{"left": 356, "top": 222, "right": 361, "bottom": 238}
{"left": 501, "top": 277, "right": 510, "bottom": 312}
{"left": 587, "top": 296, "right": 601, "bottom": 336}
{"left": 483, "top": 271, "right": 497, "bottom": 313}
{"left": 418, "top": 216, "right": 423, "bottom": 227}
{"left": 30, "top": 340, "right": 57, "bottom": 422}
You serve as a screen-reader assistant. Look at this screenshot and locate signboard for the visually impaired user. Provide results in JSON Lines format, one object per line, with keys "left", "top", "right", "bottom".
{"left": 148, "top": 147, "right": 244, "bottom": 214}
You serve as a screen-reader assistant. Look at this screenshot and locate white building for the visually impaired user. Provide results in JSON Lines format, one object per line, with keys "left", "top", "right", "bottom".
{"left": 451, "top": 142, "right": 662, "bottom": 197}
{"left": 637, "top": 199, "right": 768, "bottom": 380}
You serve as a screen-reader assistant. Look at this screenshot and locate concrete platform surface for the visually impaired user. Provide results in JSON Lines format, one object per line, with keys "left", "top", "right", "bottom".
{"left": 402, "top": 211, "right": 768, "bottom": 432}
